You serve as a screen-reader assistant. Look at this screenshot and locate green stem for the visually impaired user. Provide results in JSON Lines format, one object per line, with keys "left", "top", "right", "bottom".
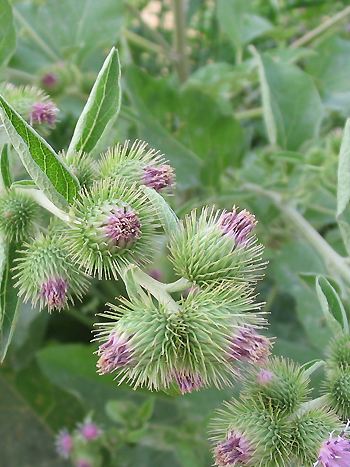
{"left": 13, "top": 8, "right": 61, "bottom": 62}
{"left": 124, "top": 29, "right": 165, "bottom": 56}
{"left": 235, "top": 107, "right": 263, "bottom": 121}
{"left": 5, "top": 68, "right": 36, "bottom": 83}
{"left": 293, "top": 395, "right": 329, "bottom": 417}
{"left": 291, "top": 5, "right": 350, "bottom": 49}
{"left": 164, "top": 277, "right": 191, "bottom": 293}
{"left": 172, "top": 0, "right": 189, "bottom": 82}
{"left": 15, "top": 188, "right": 71, "bottom": 223}
{"left": 243, "top": 183, "right": 350, "bottom": 286}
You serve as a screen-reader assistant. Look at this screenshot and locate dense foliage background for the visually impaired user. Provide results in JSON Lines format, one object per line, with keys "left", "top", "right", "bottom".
{"left": 2, "top": 0, "right": 350, "bottom": 465}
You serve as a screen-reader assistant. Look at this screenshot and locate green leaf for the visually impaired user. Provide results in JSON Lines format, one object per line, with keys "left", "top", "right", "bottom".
{"left": 0, "top": 94, "right": 79, "bottom": 208}
{"left": 68, "top": 47, "right": 121, "bottom": 155}
{"left": 315, "top": 275, "right": 349, "bottom": 335}
{"left": 0, "top": 145, "right": 11, "bottom": 189}
{"left": 0, "top": 0, "right": 16, "bottom": 67}
{"left": 137, "top": 398, "right": 154, "bottom": 425}
{"left": 0, "top": 241, "right": 20, "bottom": 362}
{"left": 143, "top": 187, "right": 179, "bottom": 236}
{"left": 337, "top": 119, "right": 350, "bottom": 255}
{"left": 254, "top": 51, "right": 324, "bottom": 150}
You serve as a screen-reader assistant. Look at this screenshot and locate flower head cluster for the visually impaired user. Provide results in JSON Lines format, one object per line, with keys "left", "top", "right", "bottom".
{"left": 169, "top": 207, "right": 264, "bottom": 286}
{"left": 61, "top": 150, "right": 97, "bottom": 189}
{"left": 14, "top": 233, "right": 88, "bottom": 311}
{"left": 29, "top": 101, "right": 58, "bottom": 126}
{"left": 98, "top": 140, "right": 175, "bottom": 191}
{"left": 66, "top": 178, "right": 159, "bottom": 279}
{"left": 210, "top": 356, "right": 348, "bottom": 467}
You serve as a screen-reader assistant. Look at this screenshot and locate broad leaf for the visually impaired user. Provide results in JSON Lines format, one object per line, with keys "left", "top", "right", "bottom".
{"left": 337, "top": 119, "right": 350, "bottom": 255}
{"left": 254, "top": 51, "right": 324, "bottom": 150}
{"left": 0, "top": 95, "right": 79, "bottom": 207}
{"left": 0, "top": 0, "right": 16, "bottom": 67}
{"left": 68, "top": 47, "right": 121, "bottom": 155}
{"left": 143, "top": 187, "right": 179, "bottom": 236}
{"left": 0, "top": 145, "right": 11, "bottom": 189}
{"left": 0, "top": 241, "right": 20, "bottom": 362}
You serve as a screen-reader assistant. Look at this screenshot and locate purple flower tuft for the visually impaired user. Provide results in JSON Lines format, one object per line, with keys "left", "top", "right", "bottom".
{"left": 316, "top": 434, "right": 350, "bottom": 467}
{"left": 215, "top": 431, "right": 253, "bottom": 466}
{"left": 55, "top": 429, "right": 73, "bottom": 459}
{"left": 75, "top": 460, "right": 92, "bottom": 467}
{"left": 142, "top": 164, "right": 175, "bottom": 192}
{"left": 97, "top": 331, "right": 133, "bottom": 375}
{"left": 41, "top": 72, "right": 58, "bottom": 89}
{"left": 102, "top": 207, "right": 141, "bottom": 249}
{"left": 257, "top": 369, "right": 274, "bottom": 385}
{"left": 40, "top": 277, "right": 68, "bottom": 310}
{"left": 228, "top": 327, "right": 270, "bottom": 365}
{"left": 30, "top": 101, "right": 58, "bottom": 126}
{"left": 79, "top": 420, "right": 102, "bottom": 441}
{"left": 219, "top": 207, "right": 256, "bottom": 246}
{"left": 174, "top": 370, "right": 203, "bottom": 394}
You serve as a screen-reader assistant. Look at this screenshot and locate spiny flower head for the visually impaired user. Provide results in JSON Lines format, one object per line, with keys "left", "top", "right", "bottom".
{"left": 78, "top": 420, "right": 102, "bottom": 441}
{"left": 61, "top": 151, "right": 97, "bottom": 189}
{"left": 228, "top": 326, "right": 271, "bottom": 365}
{"left": 55, "top": 429, "right": 73, "bottom": 459}
{"left": 95, "top": 283, "right": 265, "bottom": 391}
{"left": 75, "top": 459, "right": 93, "bottom": 467}
{"left": 14, "top": 233, "right": 89, "bottom": 311}
{"left": 97, "top": 331, "right": 133, "bottom": 375}
{"left": 257, "top": 369, "right": 274, "bottom": 385}
{"left": 66, "top": 178, "right": 159, "bottom": 279}
{"left": 169, "top": 207, "right": 264, "bottom": 286}
{"left": 210, "top": 399, "right": 292, "bottom": 466}
{"left": 324, "top": 367, "right": 350, "bottom": 420}
{"left": 290, "top": 409, "right": 345, "bottom": 466}
{"left": 242, "top": 357, "right": 310, "bottom": 415}
{"left": 0, "top": 190, "right": 38, "bottom": 243}
{"left": 317, "top": 433, "right": 350, "bottom": 467}
{"left": 326, "top": 333, "right": 350, "bottom": 371}
{"left": 98, "top": 140, "right": 175, "bottom": 191}
{"left": 219, "top": 208, "right": 256, "bottom": 247}
{"left": 214, "top": 430, "right": 253, "bottom": 466}
{"left": 41, "top": 72, "right": 58, "bottom": 90}
{"left": 30, "top": 101, "right": 58, "bottom": 126}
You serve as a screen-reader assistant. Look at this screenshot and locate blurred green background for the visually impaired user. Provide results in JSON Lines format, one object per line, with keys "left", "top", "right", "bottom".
{"left": 2, "top": 0, "right": 350, "bottom": 465}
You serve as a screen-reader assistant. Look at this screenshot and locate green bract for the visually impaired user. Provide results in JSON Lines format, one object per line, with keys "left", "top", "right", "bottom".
{"left": 168, "top": 207, "right": 264, "bottom": 286}
{"left": 325, "top": 367, "right": 350, "bottom": 419}
{"left": 14, "top": 232, "right": 89, "bottom": 310}
{"left": 61, "top": 150, "right": 97, "bottom": 189}
{"left": 65, "top": 178, "right": 159, "bottom": 279}
{"left": 326, "top": 333, "right": 350, "bottom": 370}
{"left": 96, "top": 284, "right": 265, "bottom": 391}
{"left": 0, "top": 189, "right": 38, "bottom": 243}
{"left": 0, "top": 83, "right": 50, "bottom": 120}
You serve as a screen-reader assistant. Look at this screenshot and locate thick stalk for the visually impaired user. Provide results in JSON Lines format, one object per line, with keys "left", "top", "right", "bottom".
{"left": 172, "top": 0, "right": 189, "bottom": 82}
{"left": 164, "top": 277, "right": 191, "bottom": 293}
{"left": 16, "top": 188, "right": 71, "bottom": 223}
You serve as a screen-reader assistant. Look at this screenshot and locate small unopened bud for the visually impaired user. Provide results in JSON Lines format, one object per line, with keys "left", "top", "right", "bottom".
{"left": 228, "top": 327, "right": 270, "bottom": 365}
{"left": 257, "top": 369, "right": 274, "bottom": 385}
{"left": 41, "top": 72, "right": 58, "bottom": 89}
{"left": 78, "top": 420, "right": 102, "bottom": 441}
{"left": 219, "top": 207, "right": 256, "bottom": 246}
{"left": 97, "top": 331, "right": 133, "bottom": 375}
{"left": 174, "top": 371, "right": 203, "bottom": 394}
{"left": 55, "top": 429, "right": 73, "bottom": 459}
{"left": 214, "top": 431, "right": 253, "bottom": 466}
{"left": 102, "top": 207, "right": 141, "bottom": 248}
{"left": 30, "top": 101, "right": 58, "bottom": 126}
{"left": 142, "top": 164, "right": 175, "bottom": 191}
{"left": 40, "top": 277, "right": 68, "bottom": 311}
{"left": 316, "top": 434, "right": 350, "bottom": 467}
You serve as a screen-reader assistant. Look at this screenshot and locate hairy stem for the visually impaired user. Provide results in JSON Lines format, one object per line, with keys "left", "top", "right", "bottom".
{"left": 172, "top": 0, "right": 189, "bottom": 82}
{"left": 291, "top": 5, "right": 350, "bottom": 49}
{"left": 16, "top": 188, "right": 71, "bottom": 223}
{"left": 124, "top": 29, "right": 165, "bottom": 56}
{"left": 165, "top": 277, "right": 191, "bottom": 293}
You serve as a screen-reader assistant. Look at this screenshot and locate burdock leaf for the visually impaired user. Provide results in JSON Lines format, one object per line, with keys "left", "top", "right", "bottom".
{"left": 143, "top": 187, "right": 179, "bottom": 235}
{"left": 0, "top": 0, "right": 16, "bottom": 67}
{"left": 0, "top": 145, "right": 11, "bottom": 189}
{"left": 315, "top": 276, "right": 349, "bottom": 335}
{"left": 67, "top": 47, "right": 121, "bottom": 156}
{"left": 337, "top": 118, "right": 350, "bottom": 255}
{"left": 0, "top": 95, "right": 79, "bottom": 208}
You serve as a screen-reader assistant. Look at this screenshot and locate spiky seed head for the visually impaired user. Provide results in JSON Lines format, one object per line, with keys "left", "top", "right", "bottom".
{"left": 210, "top": 399, "right": 292, "bottom": 466}
{"left": 290, "top": 409, "right": 342, "bottom": 466}
{"left": 228, "top": 326, "right": 271, "bottom": 365}
{"left": 168, "top": 207, "right": 264, "bottom": 286}
{"left": 78, "top": 420, "right": 102, "bottom": 441}
{"left": 98, "top": 140, "right": 175, "bottom": 189}
{"left": 14, "top": 233, "right": 89, "bottom": 311}
{"left": 317, "top": 433, "right": 350, "bottom": 467}
{"left": 219, "top": 208, "right": 256, "bottom": 246}
{"left": 173, "top": 370, "right": 203, "bottom": 394}
{"left": 324, "top": 368, "right": 350, "bottom": 419}
{"left": 55, "top": 429, "right": 73, "bottom": 459}
{"left": 326, "top": 334, "right": 350, "bottom": 371}
{"left": 95, "top": 283, "right": 265, "bottom": 391}
{"left": 242, "top": 357, "right": 310, "bottom": 415}
{"left": 214, "top": 430, "right": 253, "bottom": 466}
{"left": 0, "top": 83, "right": 52, "bottom": 121}
{"left": 60, "top": 151, "right": 97, "bottom": 189}
{"left": 66, "top": 178, "right": 159, "bottom": 279}
{"left": 0, "top": 190, "right": 38, "bottom": 243}
{"left": 96, "top": 331, "right": 133, "bottom": 374}
{"left": 142, "top": 164, "right": 175, "bottom": 192}
{"left": 30, "top": 101, "right": 58, "bottom": 126}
